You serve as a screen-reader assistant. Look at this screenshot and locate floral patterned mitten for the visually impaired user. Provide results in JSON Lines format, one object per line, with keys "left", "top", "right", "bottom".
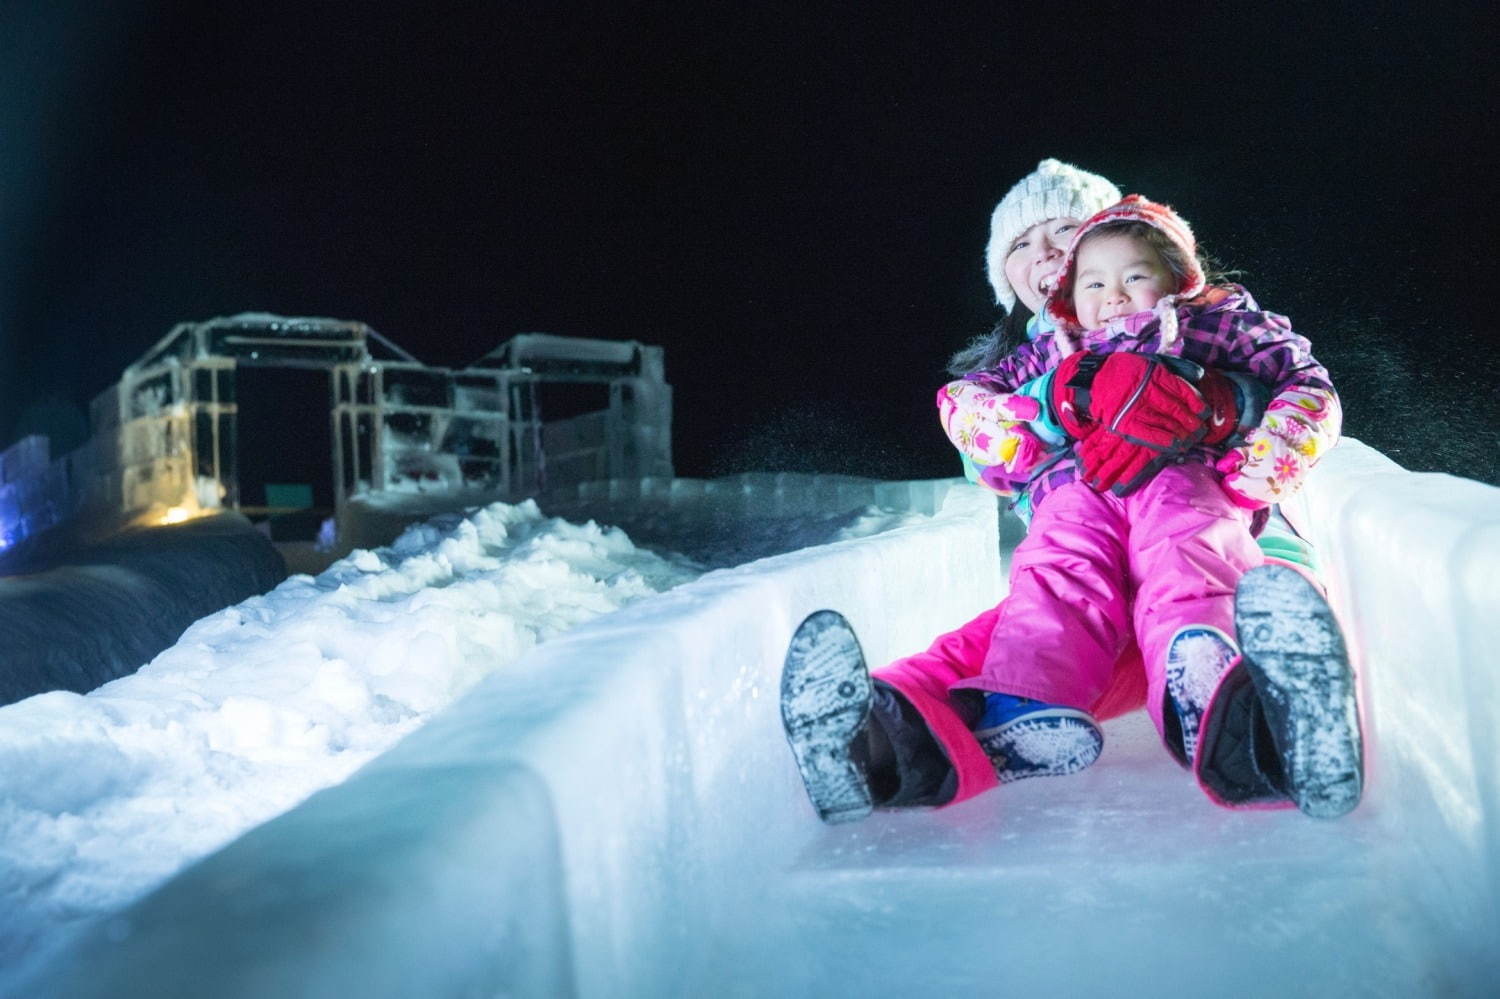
{"left": 1217, "top": 386, "right": 1341, "bottom": 508}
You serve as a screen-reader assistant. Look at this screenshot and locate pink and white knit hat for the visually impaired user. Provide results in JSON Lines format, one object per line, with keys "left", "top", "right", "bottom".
{"left": 1046, "top": 194, "right": 1206, "bottom": 344}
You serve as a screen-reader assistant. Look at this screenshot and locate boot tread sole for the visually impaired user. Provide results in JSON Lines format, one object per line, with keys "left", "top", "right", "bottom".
{"left": 780, "top": 610, "right": 874, "bottom": 824}
{"left": 1236, "top": 564, "right": 1362, "bottom": 819}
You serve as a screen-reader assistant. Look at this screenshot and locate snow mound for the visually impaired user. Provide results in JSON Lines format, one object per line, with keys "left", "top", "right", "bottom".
{"left": 0, "top": 499, "right": 695, "bottom": 965}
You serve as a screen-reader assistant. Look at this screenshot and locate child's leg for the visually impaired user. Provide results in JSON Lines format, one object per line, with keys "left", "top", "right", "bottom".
{"left": 1122, "top": 463, "right": 1260, "bottom": 748}
{"left": 867, "top": 608, "right": 1003, "bottom": 807}
{"left": 1173, "top": 504, "right": 1336, "bottom": 802}
{"left": 1121, "top": 467, "right": 1362, "bottom": 816}
{"left": 799, "top": 606, "right": 1146, "bottom": 814}
{"left": 952, "top": 481, "right": 1132, "bottom": 709}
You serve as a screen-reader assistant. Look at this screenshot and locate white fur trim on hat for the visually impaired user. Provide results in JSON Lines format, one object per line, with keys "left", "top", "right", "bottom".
{"left": 985, "top": 158, "right": 1122, "bottom": 313}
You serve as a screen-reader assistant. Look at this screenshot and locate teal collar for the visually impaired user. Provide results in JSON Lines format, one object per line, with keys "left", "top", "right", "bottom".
{"left": 1025, "top": 309, "right": 1057, "bottom": 341}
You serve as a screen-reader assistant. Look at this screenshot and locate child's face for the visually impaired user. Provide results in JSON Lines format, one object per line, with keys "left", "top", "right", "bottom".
{"left": 1070, "top": 232, "right": 1176, "bottom": 330}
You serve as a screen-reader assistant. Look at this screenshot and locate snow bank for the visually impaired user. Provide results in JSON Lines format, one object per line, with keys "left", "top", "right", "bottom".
{"left": 6, "top": 476, "right": 997, "bottom": 997}
{"left": 0, "top": 500, "right": 702, "bottom": 979}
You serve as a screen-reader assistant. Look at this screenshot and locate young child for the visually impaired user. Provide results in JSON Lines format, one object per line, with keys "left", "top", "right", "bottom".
{"left": 934, "top": 194, "right": 1357, "bottom": 812}
{"left": 781, "top": 193, "right": 1361, "bottom": 827}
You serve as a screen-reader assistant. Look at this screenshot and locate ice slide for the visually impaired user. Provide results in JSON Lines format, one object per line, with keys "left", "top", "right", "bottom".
{"left": 11, "top": 441, "right": 1500, "bottom": 997}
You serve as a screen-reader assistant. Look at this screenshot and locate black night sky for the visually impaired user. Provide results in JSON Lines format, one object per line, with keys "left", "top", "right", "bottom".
{"left": 2, "top": 2, "right": 1496, "bottom": 487}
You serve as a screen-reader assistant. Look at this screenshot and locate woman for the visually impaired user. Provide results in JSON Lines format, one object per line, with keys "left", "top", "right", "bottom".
{"left": 780, "top": 159, "right": 1358, "bottom": 822}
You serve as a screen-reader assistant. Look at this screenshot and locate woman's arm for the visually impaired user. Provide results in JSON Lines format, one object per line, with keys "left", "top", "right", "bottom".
{"left": 961, "top": 336, "right": 1059, "bottom": 393}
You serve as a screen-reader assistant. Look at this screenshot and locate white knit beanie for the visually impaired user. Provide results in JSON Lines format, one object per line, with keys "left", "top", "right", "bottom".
{"left": 985, "top": 158, "right": 1122, "bottom": 313}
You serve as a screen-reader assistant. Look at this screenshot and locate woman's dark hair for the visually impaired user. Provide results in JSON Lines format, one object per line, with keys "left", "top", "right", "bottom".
{"left": 947, "top": 303, "right": 1034, "bottom": 376}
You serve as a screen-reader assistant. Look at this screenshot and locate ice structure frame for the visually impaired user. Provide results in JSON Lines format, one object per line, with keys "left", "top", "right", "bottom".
{"left": 0, "top": 314, "right": 672, "bottom": 551}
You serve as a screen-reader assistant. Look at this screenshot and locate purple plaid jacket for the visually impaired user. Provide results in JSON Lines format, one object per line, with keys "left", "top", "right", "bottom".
{"left": 964, "top": 285, "right": 1339, "bottom": 512}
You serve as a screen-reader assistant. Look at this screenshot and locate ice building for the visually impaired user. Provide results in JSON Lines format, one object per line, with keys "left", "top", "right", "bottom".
{"left": 0, "top": 315, "right": 672, "bottom": 561}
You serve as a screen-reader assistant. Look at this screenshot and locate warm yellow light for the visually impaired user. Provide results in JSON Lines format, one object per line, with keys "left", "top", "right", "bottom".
{"left": 158, "top": 505, "right": 195, "bottom": 525}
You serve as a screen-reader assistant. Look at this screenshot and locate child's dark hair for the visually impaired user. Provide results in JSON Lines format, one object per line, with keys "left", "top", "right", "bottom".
{"left": 1070, "top": 220, "right": 1236, "bottom": 292}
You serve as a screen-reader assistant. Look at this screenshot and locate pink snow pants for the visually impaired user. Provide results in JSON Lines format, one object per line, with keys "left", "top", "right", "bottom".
{"left": 873, "top": 462, "right": 1260, "bottom": 807}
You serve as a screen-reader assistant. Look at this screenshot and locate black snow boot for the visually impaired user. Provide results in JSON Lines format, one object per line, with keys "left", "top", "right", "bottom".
{"left": 1195, "top": 664, "right": 1290, "bottom": 806}
{"left": 780, "top": 610, "right": 875, "bottom": 824}
{"left": 865, "top": 682, "right": 959, "bottom": 808}
{"left": 1234, "top": 563, "right": 1364, "bottom": 818}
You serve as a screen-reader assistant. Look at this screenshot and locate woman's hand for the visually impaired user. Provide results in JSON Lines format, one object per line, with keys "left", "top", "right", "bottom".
{"left": 1217, "top": 386, "right": 1340, "bottom": 508}
{"left": 937, "top": 381, "right": 1049, "bottom": 477}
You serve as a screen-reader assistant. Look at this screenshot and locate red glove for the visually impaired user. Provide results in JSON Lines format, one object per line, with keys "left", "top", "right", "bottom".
{"left": 1195, "top": 368, "right": 1240, "bottom": 447}
{"left": 1050, "top": 351, "right": 1236, "bottom": 495}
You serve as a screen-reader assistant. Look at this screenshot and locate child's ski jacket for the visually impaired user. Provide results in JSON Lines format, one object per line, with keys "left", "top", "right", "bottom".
{"left": 939, "top": 285, "right": 1340, "bottom": 516}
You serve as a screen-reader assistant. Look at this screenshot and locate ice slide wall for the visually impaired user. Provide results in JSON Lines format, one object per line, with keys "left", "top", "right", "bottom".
{"left": 16, "top": 441, "right": 1500, "bottom": 997}
{"left": 1274, "top": 439, "right": 1500, "bottom": 975}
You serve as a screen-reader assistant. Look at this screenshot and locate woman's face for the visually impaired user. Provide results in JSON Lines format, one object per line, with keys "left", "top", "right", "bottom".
{"left": 1003, "top": 218, "right": 1081, "bottom": 314}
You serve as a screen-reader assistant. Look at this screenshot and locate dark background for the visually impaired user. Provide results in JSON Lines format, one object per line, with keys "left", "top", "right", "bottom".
{"left": 3, "top": 2, "right": 1496, "bottom": 487}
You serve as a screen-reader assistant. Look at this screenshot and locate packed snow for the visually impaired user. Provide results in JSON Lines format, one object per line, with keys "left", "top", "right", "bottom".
{"left": 0, "top": 496, "right": 922, "bottom": 971}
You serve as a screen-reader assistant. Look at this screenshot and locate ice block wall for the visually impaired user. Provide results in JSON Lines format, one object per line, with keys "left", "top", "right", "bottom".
{"left": 1277, "top": 440, "right": 1500, "bottom": 975}
{"left": 0, "top": 435, "right": 57, "bottom": 549}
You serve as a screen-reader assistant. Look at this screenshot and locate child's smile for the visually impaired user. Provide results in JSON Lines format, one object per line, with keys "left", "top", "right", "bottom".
{"left": 1071, "top": 232, "right": 1176, "bottom": 330}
